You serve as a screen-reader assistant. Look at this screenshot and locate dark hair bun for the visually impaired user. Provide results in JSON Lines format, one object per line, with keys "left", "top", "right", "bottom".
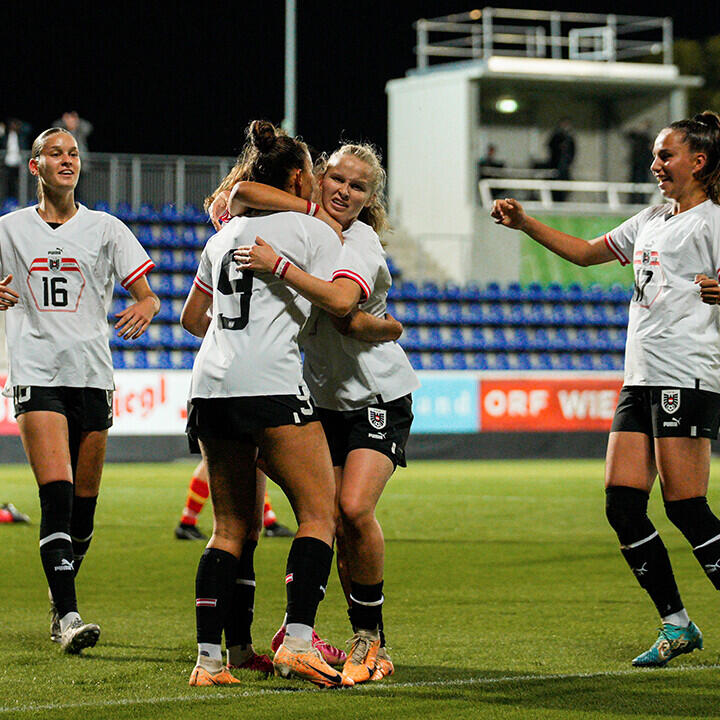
{"left": 249, "top": 120, "right": 277, "bottom": 153}
{"left": 694, "top": 111, "right": 720, "bottom": 132}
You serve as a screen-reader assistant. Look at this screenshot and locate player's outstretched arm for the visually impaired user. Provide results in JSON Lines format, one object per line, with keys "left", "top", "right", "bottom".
{"left": 115, "top": 276, "right": 160, "bottom": 339}
{"left": 0, "top": 274, "right": 19, "bottom": 310}
{"left": 491, "top": 197, "right": 615, "bottom": 267}
{"left": 234, "top": 237, "right": 361, "bottom": 317}
{"left": 331, "top": 309, "right": 403, "bottom": 342}
{"left": 180, "top": 286, "right": 213, "bottom": 338}
{"left": 230, "top": 182, "right": 343, "bottom": 240}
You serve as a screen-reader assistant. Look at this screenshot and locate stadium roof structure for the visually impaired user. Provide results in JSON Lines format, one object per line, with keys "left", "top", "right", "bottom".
{"left": 386, "top": 8, "right": 703, "bottom": 284}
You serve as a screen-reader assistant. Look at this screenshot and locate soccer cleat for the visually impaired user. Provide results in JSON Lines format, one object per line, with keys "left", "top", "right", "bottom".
{"left": 174, "top": 523, "right": 208, "bottom": 541}
{"left": 227, "top": 651, "right": 274, "bottom": 676}
{"left": 60, "top": 618, "right": 101, "bottom": 654}
{"left": 370, "top": 645, "right": 394, "bottom": 681}
{"left": 270, "top": 626, "right": 346, "bottom": 666}
{"left": 273, "top": 640, "right": 353, "bottom": 688}
{"left": 312, "top": 630, "right": 347, "bottom": 665}
{"left": 48, "top": 590, "right": 61, "bottom": 643}
{"left": 343, "top": 629, "right": 381, "bottom": 684}
{"left": 263, "top": 522, "right": 294, "bottom": 538}
{"left": 189, "top": 665, "right": 241, "bottom": 686}
{"left": 1, "top": 503, "right": 30, "bottom": 523}
{"left": 631, "top": 622, "right": 703, "bottom": 667}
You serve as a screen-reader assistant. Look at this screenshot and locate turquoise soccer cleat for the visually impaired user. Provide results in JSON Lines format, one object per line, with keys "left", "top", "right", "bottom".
{"left": 632, "top": 622, "right": 703, "bottom": 667}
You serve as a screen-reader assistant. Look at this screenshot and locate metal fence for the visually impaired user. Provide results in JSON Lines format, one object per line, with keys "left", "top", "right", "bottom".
{"left": 414, "top": 8, "right": 672, "bottom": 68}
{"left": 1, "top": 151, "right": 236, "bottom": 211}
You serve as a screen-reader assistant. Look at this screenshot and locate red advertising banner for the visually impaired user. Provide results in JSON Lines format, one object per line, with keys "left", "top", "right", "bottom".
{"left": 0, "top": 375, "right": 19, "bottom": 435}
{"left": 480, "top": 376, "right": 623, "bottom": 431}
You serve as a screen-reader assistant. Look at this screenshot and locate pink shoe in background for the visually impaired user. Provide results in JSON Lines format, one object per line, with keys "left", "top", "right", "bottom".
{"left": 270, "top": 626, "right": 347, "bottom": 666}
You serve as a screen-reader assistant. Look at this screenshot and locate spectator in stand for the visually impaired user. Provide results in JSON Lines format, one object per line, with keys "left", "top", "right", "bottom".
{"left": 547, "top": 118, "right": 576, "bottom": 201}
{"left": 1, "top": 118, "right": 32, "bottom": 201}
{"left": 53, "top": 112, "right": 93, "bottom": 200}
{"left": 627, "top": 121, "right": 655, "bottom": 204}
{"left": 478, "top": 143, "right": 506, "bottom": 200}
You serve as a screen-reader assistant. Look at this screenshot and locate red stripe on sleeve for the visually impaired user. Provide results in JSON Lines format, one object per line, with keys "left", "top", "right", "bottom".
{"left": 193, "top": 278, "right": 213, "bottom": 297}
{"left": 603, "top": 234, "right": 630, "bottom": 266}
{"left": 121, "top": 259, "right": 155, "bottom": 288}
{"left": 333, "top": 269, "right": 371, "bottom": 302}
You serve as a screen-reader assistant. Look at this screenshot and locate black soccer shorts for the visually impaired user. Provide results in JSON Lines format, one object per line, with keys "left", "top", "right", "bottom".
{"left": 12, "top": 385, "right": 113, "bottom": 431}
{"left": 318, "top": 394, "right": 413, "bottom": 468}
{"left": 186, "top": 391, "right": 319, "bottom": 452}
{"left": 610, "top": 385, "right": 720, "bottom": 439}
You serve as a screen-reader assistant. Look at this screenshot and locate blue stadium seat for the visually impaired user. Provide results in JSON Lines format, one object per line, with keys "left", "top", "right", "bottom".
{"left": 115, "top": 202, "right": 133, "bottom": 221}
{"left": 138, "top": 203, "right": 159, "bottom": 221}
{"left": 136, "top": 224, "right": 157, "bottom": 249}
{"left": 152, "top": 275, "right": 175, "bottom": 296}
{"left": 417, "top": 303, "right": 440, "bottom": 324}
{"left": 397, "top": 281, "right": 419, "bottom": 300}
{"left": 482, "top": 282, "right": 502, "bottom": 301}
{"left": 1, "top": 198, "right": 19, "bottom": 215}
{"left": 160, "top": 203, "right": 181, "bottom": 221}
{"left": 443, "top": 283, "right": 462, "bottom": 300}
{"left": 438, "top": 302, "right": 462, "bottom": 324}
{"left": 460, "top": 282, "right": 482, "bottom": 301}
{"left": 159, "top": 226, "right": 181, "bottom": 248}
{"left": 406, "top": 352, "right": 422, "bottom": 370}
{"left": 428, "top": 353, "right": 446, "bottom": 370}
{"left": 447, "top": 352, "right": 468, "bottom": 370}
{"left": 456, "top": 303, "right": 478, "bottom": 324}
{"left": 112, "top": 350, "right": 126, "bottom": 368}
{"left": 420, "top": 281, "right": 441, "bottom": 300}
{"left": 183, "top": 205, "right": 206, "bottom": 223}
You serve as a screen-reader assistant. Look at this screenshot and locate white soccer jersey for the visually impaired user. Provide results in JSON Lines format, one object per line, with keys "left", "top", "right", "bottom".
{"left": 0, "top": 205, "right": 154, "bottom": 395}
{"left": 190, "top": 212, "right": 361, "bottom": 399}
{"left": 301, "top": 220, "right": 420, "bottom": 411}
{"left": 605, "top": 199, "right": 720, "bottom": 392}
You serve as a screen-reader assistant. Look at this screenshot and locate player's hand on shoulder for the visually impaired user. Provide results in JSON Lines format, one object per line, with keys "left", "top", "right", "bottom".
{"left": 234, "top": 236, "right": 278, "bottom": 273}
{"left": 695, "top": 273, "right": 720, "bottom": 305}
{"left": 114, "top": 297, "right": 157, "bottom": 339}
{"left": 491, "top": 198, "right": 527, "bottom": 230}
{"left": 0, "top": 274, "right": 19, "bottom": 310}
{"left": 208, "top": 190, "right": 232, "bottom": 231}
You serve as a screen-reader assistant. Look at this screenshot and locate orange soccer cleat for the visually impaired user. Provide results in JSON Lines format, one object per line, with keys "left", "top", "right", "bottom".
{"left": 189, "top": 664, "right": 241, "bottom": 686}
{"left": 273, "top": 637, "right": 353, "bottom": 688}
{"left": 342, "top": 629, "right": 380, "bottom": 684}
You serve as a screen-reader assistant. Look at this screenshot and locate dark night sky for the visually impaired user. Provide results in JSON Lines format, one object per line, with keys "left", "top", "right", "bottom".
{"left": 5, "top": 1, "right": 720, "bottom": 160}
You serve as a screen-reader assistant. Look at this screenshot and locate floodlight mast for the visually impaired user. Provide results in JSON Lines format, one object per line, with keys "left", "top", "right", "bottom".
{"left": 283, "top": 0, "right": 297, "bottom": 137}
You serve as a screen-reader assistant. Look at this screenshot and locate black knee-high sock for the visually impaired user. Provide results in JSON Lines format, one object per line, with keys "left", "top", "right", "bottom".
{"left": 224, "top": 540, "right": 257, "bottom": 647}
{"left": 71, "top": 495, "right": 97, "bottom": 577}
{"left": 349, "top": 580, "right": 384, "bottom": 633}
{"left": 606, "top": 486, "right": 684, "bottom": 618}
{"left": 195, "top": 548, "right": 238, "bottom": 646}
{"left": 39, "top": 481, "right": 77, "bottom": 618}
{"left": 666, "top": 497, "right": 720, "bottom": 590}
{"left": 285, "top": 537, "right": 333, "bottom": 628}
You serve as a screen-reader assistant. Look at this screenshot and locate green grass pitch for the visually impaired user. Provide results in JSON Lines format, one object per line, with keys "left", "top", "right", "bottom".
{"left": 2, "top": 459, "right": 719, "bottom": 719}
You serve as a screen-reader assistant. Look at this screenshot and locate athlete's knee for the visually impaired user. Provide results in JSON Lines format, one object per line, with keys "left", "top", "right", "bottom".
{"left": 665, "top": 496, "right": 720, "bottom": 547}
{"left": 605, "top": 485, "right": 652, "bottom": 546}
{"left": 339, "top": 497, "right": 375, "bottom": 532}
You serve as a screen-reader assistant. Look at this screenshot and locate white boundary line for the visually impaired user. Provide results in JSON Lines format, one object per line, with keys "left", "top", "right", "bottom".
{"left": 1, "top": 664, "right": 719, "bottom": 714}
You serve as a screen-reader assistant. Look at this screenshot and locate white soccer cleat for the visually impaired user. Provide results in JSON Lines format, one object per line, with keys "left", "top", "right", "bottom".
{"left": 60, "top": 617, "right": 101, "bottom": 654}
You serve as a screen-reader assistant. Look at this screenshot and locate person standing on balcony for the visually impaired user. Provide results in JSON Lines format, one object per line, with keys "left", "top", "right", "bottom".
{"left": 547, "top": 118, "right": 576, "bottom": 201}
{"left": 492, "top": 111, "right": 720, "bottom": 668}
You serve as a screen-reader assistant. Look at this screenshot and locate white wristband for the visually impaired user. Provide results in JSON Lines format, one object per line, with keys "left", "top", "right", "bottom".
{"left": 272, "top": 256, "right": 291, "bottom": 279}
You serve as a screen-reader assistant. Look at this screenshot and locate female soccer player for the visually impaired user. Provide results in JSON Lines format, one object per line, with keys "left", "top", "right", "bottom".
{"left": 181, "top": 120, "right": 379, "bottom": 688}
{"left": 491, "top": 111, "right": 720, "bottom": 667}
{"left": 0, "top": 127, "right": 159, "bottom": 654}
{"left": 233, "top": 142, "right": 419, "bottom": 683}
